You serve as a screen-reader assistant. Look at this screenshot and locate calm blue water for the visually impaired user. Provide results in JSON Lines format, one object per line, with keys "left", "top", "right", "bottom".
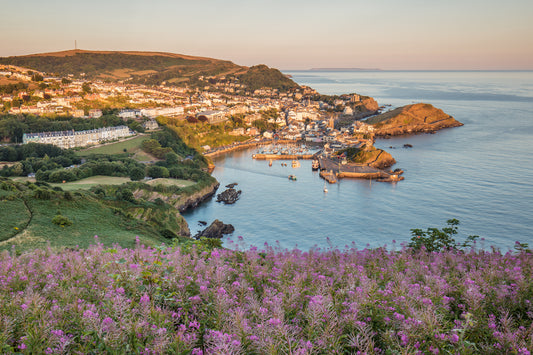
{"left": 184, "top": 71, "right": 533, "bottom": 251}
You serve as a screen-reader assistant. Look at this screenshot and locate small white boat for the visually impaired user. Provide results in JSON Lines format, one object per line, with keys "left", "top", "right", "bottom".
{"left": 323, "top": 182, "right": 328, "bottom": 193}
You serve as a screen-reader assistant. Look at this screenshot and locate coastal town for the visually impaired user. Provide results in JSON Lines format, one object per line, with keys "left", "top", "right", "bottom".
{"left": 1, "top": 64, "right": 379, "bottom": 143}
{"left": 1, "top": 63, "right": 404, "bottom": 182}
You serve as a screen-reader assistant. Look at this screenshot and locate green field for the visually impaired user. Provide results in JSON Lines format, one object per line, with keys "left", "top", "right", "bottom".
{"left": 50, "top": 176, "right": 132, "bottom": 191}
{"left": 76, "top": 135, "right": 150, "bottom": 157}
{"left": 146, "top": 178, "right": 195, "bottom": 188}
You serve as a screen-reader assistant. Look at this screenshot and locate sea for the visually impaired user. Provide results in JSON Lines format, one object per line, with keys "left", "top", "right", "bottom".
{"left": 183, "top": 70, "right": 533, "bottom": 251}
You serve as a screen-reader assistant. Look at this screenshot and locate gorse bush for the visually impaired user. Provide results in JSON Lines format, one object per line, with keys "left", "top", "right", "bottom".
{"left": 0, "top": 239, "right": 531, "bottom": 354}
{"left": 51, "top": 214, "right": 73, "bottom": 227}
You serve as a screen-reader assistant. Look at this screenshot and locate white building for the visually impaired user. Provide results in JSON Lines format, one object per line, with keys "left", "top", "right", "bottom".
{"left": 23, "top": 126, "right": 135, "bottom": 149}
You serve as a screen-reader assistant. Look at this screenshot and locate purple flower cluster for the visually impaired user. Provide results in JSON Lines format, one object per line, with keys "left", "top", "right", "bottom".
{"left": 0, "top": 242, "right": 531, "bottom": 353}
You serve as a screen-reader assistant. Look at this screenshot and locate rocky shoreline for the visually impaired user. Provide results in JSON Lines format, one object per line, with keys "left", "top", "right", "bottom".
{"left": 176, "top": 182, "right": 220, "bottom": 213}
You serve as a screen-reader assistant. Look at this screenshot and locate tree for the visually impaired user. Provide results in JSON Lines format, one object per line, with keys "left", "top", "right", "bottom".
{"left": 31, "top": 73, "right": 44, "bottom": 82}
{"left": 82, "top": 82, "right": 91, "bottom": 94}
{"left": 409, "top": 219, "right": 479, "bottom": 252}
{"left": 165, "top": 152, "right": 180, "bottom": 165}
{"left": 129, "top": 167, "right": 145, "bottom": 181}
{"left": 147, "top": 165, "right": 169, "bottom": 178}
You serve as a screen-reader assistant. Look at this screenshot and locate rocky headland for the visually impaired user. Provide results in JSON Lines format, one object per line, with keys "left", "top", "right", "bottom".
{"left": 366, "top": 103, "right": 463, "bottom": 136}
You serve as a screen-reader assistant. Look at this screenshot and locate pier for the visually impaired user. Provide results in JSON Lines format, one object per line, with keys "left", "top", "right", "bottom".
{"left": 319, "top": 170, "right": 337, "bottom": 184}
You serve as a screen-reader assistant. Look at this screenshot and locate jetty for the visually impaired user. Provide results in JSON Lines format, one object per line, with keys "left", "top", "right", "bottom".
{"left": 320, "top": 170, "right": 337, "bottom": 184}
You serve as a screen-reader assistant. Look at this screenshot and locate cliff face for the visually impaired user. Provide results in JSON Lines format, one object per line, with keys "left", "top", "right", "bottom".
{"left": 367, "top": 103, "right": 463, "bottom": 136}
{"left": 132, "top": 181, "right": 220, "bottom": 237}
{"left": 361, "top": 97, "right": 379, "bottom": 112}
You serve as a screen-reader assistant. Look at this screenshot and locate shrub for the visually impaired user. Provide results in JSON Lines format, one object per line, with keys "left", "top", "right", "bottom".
{"left": 409, "top": 219, "right": 479, "bottom": 252}
{"left": 51, "top": 214, "right": 73, "bottom": 226}
{"left": 159, "top": 228, "right": 178, "bottom": 239}
{"left": 33, "top": 188, "right": 52, "bottom": 200}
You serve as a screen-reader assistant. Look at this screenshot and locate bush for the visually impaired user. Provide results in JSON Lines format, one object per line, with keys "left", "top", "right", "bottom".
{"left": 409, "top": 219, "right": 479, "bottom": 252}
{"left": 129, "top": 167, "right": 145, "bottom": 181}
{"left": 33, "top": 188, "right": 52, "bottom": 200}
{"left": 51, "top": 214, "right": 73, "bottom": 226}
{"left": 159, "top": 228, "right": 178, "bottom": 239}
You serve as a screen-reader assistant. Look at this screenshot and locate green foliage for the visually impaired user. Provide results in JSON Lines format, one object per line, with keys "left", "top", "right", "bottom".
{"left": 237, "top": 64, "right": 299, "bottom": 92}
{"left": 129, "top": 167, "right": 145, "bottom": 181}
{"left": 159, "top": 228, "right": 178, "bottom": 239}
{"left": 175, "top": 237, "right": 223, "bottom": 254}
{"left": 33, "top": 188, "right": 52, "bottom": 200}
{"left": 409, "top": 219, "right": 479, "bottom": 252}
{"left": 252, "top": 118, "right": 278, "bottom": 133}
{"left": 0, "top": 82, "right": 28, "bottom": 95}
{"left": 0, "top": 52, "right": 242, "bottom": 86}
{"left": 116, "top": 187, "right": 135, "bottom": 202}
{"left": 31, "top": 73, "right": 44, "bottom": 82}
{"left": 51, "top": 213, "right": 73, "bottom": 226}
{"left": 141, "top": 139, "right": 173, "bottom": 159}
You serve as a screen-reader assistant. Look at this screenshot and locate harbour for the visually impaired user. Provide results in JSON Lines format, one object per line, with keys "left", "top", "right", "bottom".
{"left": 183, "top": 70, "right": 533, "bottom": 251}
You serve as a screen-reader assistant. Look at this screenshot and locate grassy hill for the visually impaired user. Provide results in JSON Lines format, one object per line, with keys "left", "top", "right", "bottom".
{"left": 0, "top": 50, "right": 300, "bottom": 91}
{"left": 0, "top": 177, "right": 192, "bottom": 251}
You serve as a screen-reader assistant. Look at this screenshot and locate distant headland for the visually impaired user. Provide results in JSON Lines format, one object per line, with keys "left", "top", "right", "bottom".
{"left": 309, "top": 68, "right": 382, "bottom": 72}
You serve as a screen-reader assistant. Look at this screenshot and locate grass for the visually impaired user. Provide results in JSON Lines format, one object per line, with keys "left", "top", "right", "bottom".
{"left": 76, "top": 135, "right": 149, "bottom": 157}
{"left": 132, "top": 150, "right": 157, "bottom": 162}
{"left": 0, "top": 191, "right": 168, "bottom": 251}
{"left": 49, "top": 175, "right": 132, "bottom": 191}
{"left": 0, "top": 199, "right": 31, "bottom": 242}
{"left": 146, "top": 178, "right": 195, "bottom": 188}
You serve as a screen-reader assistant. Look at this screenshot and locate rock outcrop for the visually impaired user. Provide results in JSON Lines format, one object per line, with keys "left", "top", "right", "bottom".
{"left": 194, "top": 219, "right": 235, "bottom": 239}
{"left": 361, "top": 97, "right": 379, "bottom": 112}
{"left": 177, "top": 182, "right": 220, "bottom": 212}
{"left": 216, "top": 187, "right": 241, "bottom": 204}
{"left": 367, "top": 103, "right": 463, "bottom": 136}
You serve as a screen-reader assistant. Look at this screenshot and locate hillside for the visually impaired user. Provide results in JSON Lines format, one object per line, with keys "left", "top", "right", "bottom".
{"left": 0, "top": 50, "right": 300, "bottom": 91}
{"left": 366, "top": 103, "right": 463, "bottom": 136}
{"left": 0, "top": 179, "right": 164, "bottom": 251}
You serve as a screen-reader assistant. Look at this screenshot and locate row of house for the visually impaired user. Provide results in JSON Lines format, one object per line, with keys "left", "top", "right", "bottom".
{"left": 22, "top": 126, "right": 135, "bottom": 149}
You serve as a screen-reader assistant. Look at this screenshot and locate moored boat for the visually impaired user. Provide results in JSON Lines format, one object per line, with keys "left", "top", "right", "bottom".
{"left": 312, "top": 160, "right": 319, "bottom": 170}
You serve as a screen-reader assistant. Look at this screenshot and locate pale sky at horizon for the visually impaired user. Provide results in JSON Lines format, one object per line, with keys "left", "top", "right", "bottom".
{"left": 1, "top": 0, "right": 532, "bottom": 70}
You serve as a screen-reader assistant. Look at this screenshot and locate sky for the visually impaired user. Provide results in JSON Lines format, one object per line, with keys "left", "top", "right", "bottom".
{"left": 1, "top": 0, "right": 532, "bottom": 70}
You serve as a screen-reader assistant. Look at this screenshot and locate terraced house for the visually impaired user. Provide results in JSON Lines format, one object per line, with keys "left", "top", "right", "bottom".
{"left": 22, "top": 125, "right": 135, "bottom": 149}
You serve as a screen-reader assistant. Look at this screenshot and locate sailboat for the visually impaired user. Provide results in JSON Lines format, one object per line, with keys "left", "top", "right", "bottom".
{"left": 323, "top": 182, "right": 328, "bottom": 193}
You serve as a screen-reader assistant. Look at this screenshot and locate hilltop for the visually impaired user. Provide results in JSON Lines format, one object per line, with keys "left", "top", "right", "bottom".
{"left": 366, "top": 103, "right": 463, "bottom": 136}
{"left": 0, "top": 50, "right": 299, "bottom": 91}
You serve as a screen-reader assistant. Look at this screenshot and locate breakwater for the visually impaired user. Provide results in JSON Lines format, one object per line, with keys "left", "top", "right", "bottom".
{"left": 318, "top": 156, "right": 403, "bottom": 182}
